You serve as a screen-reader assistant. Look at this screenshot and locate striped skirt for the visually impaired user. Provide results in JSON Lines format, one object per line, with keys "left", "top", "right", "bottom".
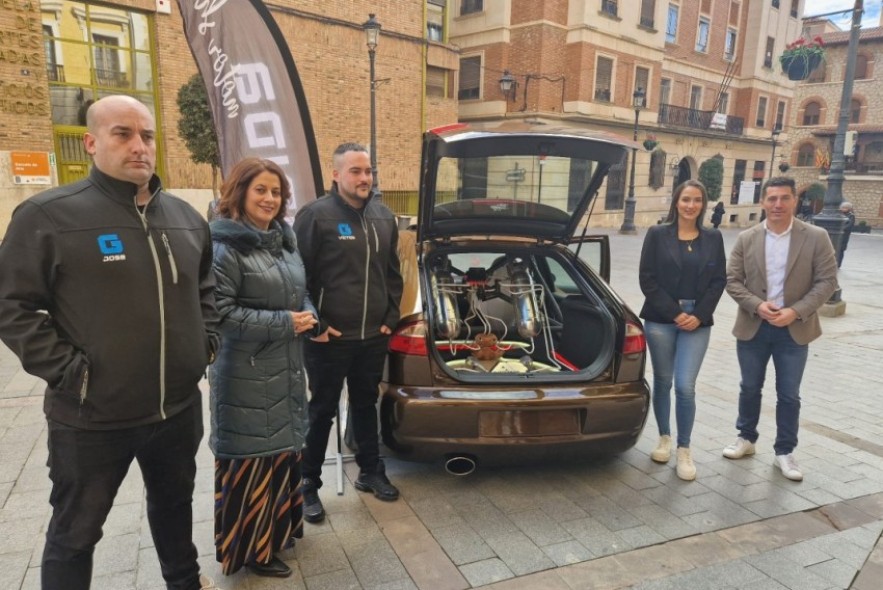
{"left": 214, "top": 451, "right": 304, "bottom": 575}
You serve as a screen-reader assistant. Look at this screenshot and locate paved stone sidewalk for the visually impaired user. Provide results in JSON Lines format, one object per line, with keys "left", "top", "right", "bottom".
{"left": 1, "top": 228, "right": 881, "bottom": 590}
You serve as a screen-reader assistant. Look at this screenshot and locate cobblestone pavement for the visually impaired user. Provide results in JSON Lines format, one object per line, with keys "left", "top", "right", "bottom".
{"left": 1, "top": 228, "right": 881, "bottom": 590}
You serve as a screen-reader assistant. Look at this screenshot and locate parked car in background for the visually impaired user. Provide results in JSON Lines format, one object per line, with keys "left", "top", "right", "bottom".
{"left": 379, "top": 122, "right": 650, "bottom": 474}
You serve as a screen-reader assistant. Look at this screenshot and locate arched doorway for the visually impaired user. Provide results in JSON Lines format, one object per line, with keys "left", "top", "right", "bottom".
{"left": 673, "top": 158, "right": 691, "bottom": 189}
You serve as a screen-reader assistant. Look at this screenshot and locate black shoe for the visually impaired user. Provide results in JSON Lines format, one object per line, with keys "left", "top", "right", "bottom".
{"left": 247, "top": 555, "right": 291, "bottom": 578}
{"left": 354, "top": 469, "right": 400, "bottom": 501}
{"left": 302, "top": 477, "right": 325, "bottom": 523}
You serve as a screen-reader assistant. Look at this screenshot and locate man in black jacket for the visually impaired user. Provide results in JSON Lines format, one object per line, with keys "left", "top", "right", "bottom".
{"left": 0, "top": 96, "right": 221, "bottom": 590}
{"left": 295, "top": 143, "right": 403, "bottom": 522}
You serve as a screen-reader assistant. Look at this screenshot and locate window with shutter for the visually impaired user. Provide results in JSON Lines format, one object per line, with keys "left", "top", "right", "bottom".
{"left": 797, "top": 144, "right": 815, "bottom": 167}
{"left": 458, "top": 56, "right": 481, "bottom": 100}
{"left": 855, "top": 54, "right": 869, "bottom": 79}
{"left": 696, "top": 18, "right": 710, "bottom": 52}
{"left": 660, "top": 78, "right": 671, "bottom": 105}
{"left": 427, "top": 3, "right": 444, "bottom": 41}
{"left": 850, "top": 99, "right": 861, "bottom": 123}
{"left": 719, "top": 92, "right": 729, "bottom": 114}
{"left": 635, "top": 67, "right": 650, "bottom": 105}
{"left": 725, "top": 29, "right": 737, "bottom": 61}
{"left": 640, "top": 0, "right": 655, "bottom": 27}
{"left": 461, "top": 0, "right": 482, "bottom": 15}
{"left": 803, "top": 102, "right": 821, "bottom": 126}
{"left": 602, "top": 0, "right": 619, "bottom": 17}
{"left": 775, "top": 101, "right": 785, "bottom": 130}
{"left": 756, "top": 97, "right": 767, "bottom": 128}
{"left": 666, "top": 5, "right": 679, "bottom": 43}
{"left": 427, "top": 67, "right": 450, "bottom": 98}
{"left": 594, "top": 57, "right": 613, "bottom": 101}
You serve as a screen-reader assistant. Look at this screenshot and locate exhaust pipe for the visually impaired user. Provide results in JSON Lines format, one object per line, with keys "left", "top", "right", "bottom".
{"left": 444, "top": 454, "right": 478, "bottom": 476}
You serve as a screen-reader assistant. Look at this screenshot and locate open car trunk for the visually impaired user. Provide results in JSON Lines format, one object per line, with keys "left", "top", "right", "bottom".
{"left": 422, "top": 243, "right": 616, "bottom": 383}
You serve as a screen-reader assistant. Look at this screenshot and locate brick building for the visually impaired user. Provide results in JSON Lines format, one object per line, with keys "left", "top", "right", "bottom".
{"left": 788, "top": 20, "right": 883, "bottom": 228}
{"left": 450, "top": 0, "right": 804, "bottom": 227}
{"left": 0, "top": 0, "right": 460, "bottom": 236}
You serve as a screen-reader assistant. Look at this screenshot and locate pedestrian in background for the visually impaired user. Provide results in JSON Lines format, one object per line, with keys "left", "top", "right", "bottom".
{"left": 723, "top": 177, "right": 838, "bottom": 481}
{"left": 0, "top": 95, "right": 221, "bottom": 590}
{"left": 837, "top": 201, "right": 856, "bottom": 268}
{"left": 295, "top": 143, "right": 403, "bottom": 523}
{"left": 208, "top": 158, "right": 318, "bottom": 578}
{"left": 711, "top": 201, "right": 726, "bottom": 228}
{"left": 639, "top": 180, "right": 727, "bottom": 481}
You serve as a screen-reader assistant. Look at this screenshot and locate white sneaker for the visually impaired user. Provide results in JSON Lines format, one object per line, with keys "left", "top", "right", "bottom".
{"left": 723, "top": 437, "right": 755, "bottom": 459}
{"left": 199, "top": 575, "right": 223, "bottom": 590}
{"left": 676, "top": 447, "right": 696, "bottom": 481}
{"left": 774, "top": 453, "right": 804, "bottom": 481}
{"left": 651, "top": 435, "right": 672, "bottom": 463}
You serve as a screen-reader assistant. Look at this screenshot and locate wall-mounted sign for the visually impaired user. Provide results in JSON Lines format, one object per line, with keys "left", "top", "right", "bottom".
{"left": 11, "top": 151, "right": 51, "bottom": 185}
{"left": 738, "top": 180, "right": 757, "bottom": 205}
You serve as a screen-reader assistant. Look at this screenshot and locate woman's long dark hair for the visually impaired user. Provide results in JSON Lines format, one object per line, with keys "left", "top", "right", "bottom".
{"left": 663, "top": 179, "right": 709, "bottom": 227}
{"left": 216, "top": 157, "right": 291, "bottom": 225}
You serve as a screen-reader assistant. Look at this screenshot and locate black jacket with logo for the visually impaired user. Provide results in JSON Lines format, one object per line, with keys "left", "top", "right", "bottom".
{"left": 293, "top": 189, "right": 402, "bottom": 341}
{"left": 0, "top": 167, "right": 219, "bottom": 429}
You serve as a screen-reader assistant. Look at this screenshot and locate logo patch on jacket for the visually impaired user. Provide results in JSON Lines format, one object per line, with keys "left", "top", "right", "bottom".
{"left": 337, "top": 223, "right": 355, "bottom": 240}
{"left": 97, "top": 234, "right": 127, "bottom": 262}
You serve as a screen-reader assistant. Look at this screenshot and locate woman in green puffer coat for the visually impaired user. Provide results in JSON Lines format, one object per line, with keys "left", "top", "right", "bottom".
{"left": 208, "top": 158, "right": 318, "bottom": 579}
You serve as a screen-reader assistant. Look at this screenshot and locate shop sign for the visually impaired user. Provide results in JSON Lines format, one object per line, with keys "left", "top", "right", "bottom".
{"left": 11, "top": 151, "right": 51, "bottom": 185}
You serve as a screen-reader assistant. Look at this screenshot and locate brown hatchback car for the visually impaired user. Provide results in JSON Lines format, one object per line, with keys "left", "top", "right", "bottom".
{"left": 380, "top": 123, "right": 650, "bottom": 474}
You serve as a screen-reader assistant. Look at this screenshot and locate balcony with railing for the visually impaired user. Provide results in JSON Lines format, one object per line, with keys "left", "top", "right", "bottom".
{"left": 658, "top": 103, "right": 745, "bottom": 135}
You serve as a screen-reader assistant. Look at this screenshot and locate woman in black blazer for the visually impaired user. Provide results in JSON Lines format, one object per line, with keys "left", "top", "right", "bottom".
{"left": 639, "top": 180, "right": 726, "bottom": 481}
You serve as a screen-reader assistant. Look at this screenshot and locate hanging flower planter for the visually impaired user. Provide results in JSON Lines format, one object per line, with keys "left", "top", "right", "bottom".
{"left": 779, "top": 36, "right": 825, "bottom": 81}
{"left": 642, "top": 140, "right": 658, "bottom": 151}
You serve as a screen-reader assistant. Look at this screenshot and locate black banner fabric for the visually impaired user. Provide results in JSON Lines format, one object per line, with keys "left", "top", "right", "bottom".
{"left": 176, "top": 0, "right": 323, "bottom": 213}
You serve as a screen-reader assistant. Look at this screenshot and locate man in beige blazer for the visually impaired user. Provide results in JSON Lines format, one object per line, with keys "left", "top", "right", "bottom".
{"left": 722, "top": 177, "right": 838, "bottom": 481}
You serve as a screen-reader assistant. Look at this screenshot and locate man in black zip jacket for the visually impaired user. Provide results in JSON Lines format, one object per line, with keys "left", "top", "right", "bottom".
{"left": 0, "top": 96, "right": 221, "bottom": 590}
{"left": 295, "top": 143, "right": 403, "bottom": 522}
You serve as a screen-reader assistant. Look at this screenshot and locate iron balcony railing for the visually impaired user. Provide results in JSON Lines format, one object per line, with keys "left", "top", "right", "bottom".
{"left": 658, "top": 103, "right": 745, "bottom": 135}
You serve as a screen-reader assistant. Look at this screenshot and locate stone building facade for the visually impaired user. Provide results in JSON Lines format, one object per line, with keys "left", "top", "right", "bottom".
{"left": 0, "top": 0, "right": 460, "bottom": 236}
{"left": 787, "top": 23, "right": 883, "bottom": 228}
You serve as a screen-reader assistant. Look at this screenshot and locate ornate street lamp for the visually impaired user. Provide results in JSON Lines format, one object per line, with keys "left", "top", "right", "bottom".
{"left": 619, "top": 87, "right": 645, "bottom": 234}
{"left": 808, "top": 0, "right": 863, "bottom": 313}
{"left": 363, "top": 14, "right": 381, "bottom": 198}
{"left": 499, "top": 70, "right": 517, "bottom": 101}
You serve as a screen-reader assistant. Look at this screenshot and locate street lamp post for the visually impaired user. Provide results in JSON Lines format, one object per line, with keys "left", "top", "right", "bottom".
{"left": 363, "top": 14, "right": 381, "bottom": 198}
{"left": 810, "top": 0, "right": 863, "bottom": 313}
{"left": 619, "top": 87, "right": 645, "bottom": 234}
{"left": 769, "top": 127, "right": 781, "bottom": 184}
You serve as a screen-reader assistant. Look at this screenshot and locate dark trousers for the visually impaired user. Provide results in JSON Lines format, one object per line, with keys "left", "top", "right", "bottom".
{"left": 302, "top": 336, "right": 389, "bottom": 488}
{"left": 43, "top": 400, "right": 204, "bottom": 590}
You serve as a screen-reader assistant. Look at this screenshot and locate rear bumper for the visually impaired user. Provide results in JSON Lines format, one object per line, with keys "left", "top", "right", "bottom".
{"left": 379, "top": 381, "right": 650, "bottom": 464}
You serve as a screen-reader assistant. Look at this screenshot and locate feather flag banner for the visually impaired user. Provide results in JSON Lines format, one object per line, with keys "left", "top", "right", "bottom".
{"left": 176, "top": 0, "right": 324, "bottom": 214}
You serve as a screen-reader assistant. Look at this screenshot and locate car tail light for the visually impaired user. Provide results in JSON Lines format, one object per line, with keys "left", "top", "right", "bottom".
{"left": 389, "top": 320, "right": 428, "bottom": 356}
{"left": 622, "top": 321, "right": 646, "bottom": 355}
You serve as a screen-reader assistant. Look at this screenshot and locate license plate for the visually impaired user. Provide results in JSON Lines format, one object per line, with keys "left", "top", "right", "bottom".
{"left": 479, "top": 409, "right": 580, "bottom": 437}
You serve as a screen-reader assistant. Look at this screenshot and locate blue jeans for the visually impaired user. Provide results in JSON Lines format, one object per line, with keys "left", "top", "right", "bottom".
{"left": 735, "top": 322, "right": 808, "bottom": 455}
{"left": 43, "top": 400, "right": 204, "bottom": 590}
{"left": 644, "top": 313, "right": 711, "bottom": 448}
